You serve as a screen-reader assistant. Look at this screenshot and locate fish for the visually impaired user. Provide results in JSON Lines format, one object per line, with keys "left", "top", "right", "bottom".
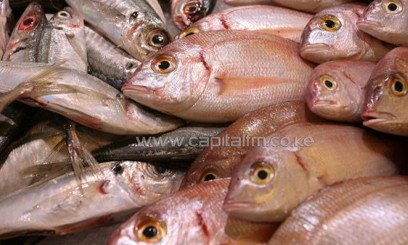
{"left": 2, "top": 2, "right": 47, "bottom": 62}
{"left": 108, "top": 178, "right": 277, "bottom": 245}
{"left": 0, "top": 161, "right": 184, "bottom": 238}
{"left": 85, "top": 26, "right": 140, "bottom": 90}
{"left": 306, "top": 60, "right": 376, "bottom": 122}
{"left": 181, "top": 101, "right": 324, "bottom": 188}
{"left": 362, "top": 47, "right": 408, "bottom": 136}
{"left": 224, "top": 122, "right": 407, "bottom": 222}
{"left": 0, "top": 103, "right": 30, "bottom": 154}
{"left": 300, "top": 4, "right": 392, "bottom": 64}
{"left": 171, "top": 0, "right": 216, "bottom": 29}
{"left": 10, "top": 0, "right": 67, "bottom": 12}
{"left": 357, "top": 0, "right": 408, "bottom": 47}
{"left": 0, "top": 63, "right": 183, "bottom": 135}
{"left": 92, "top": 126, "right": 225, "bottom": 163}
{"left": 38, "top": 7, "right": 87, "bottom": 72}
{"left": 0, "top": 0, "right": 12, "bottom": 59}
{"left": 268, "top": 176, "right": 408, "bottom": 245}
{"left": 123, "top": 30, "right": 315, "bottom": 123}
{"left": 65, "top": 0, "right": 170, "bottom": 60}
{"left": 177, "top": 5, "right": 312, "bottom": 43}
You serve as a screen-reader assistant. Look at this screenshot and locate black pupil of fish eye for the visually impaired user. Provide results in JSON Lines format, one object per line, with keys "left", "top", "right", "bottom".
{"left": 142, "top": 226, "right": 158, "bottom": 238}
{"left": 388, "top": 3, "right": 398, "bottom": 11}
{"left": 23, "top": 17, "right": 34, "bottom": 26}
{"left": 126, "top": 62, "right": 136, "bottom": 70}
{"left": 204, "top": 174, "right": 216, "bottom": 181}
{"left": 154, "top": 164, "right": 167, "bottom": 174}
{"left": 257, "top": 170, "right": 268, "bottom": 180}
{"left": 325, "top": 19, "right": 336, "bottom": 29}
{"left": 394, "top": 81, "right": 404, "bottom": 92}
{"left": 188, "top": 6, "right": 197, "bottom": 13}
{"left": 152, "top": 34, "right": 165, "bottom": 45}
{"left": 131, "top": 12, "right": 138, "bottom": 19}
{"left": 112, "top": 163, "right": 124, "bottom": 175}
{"left": 325, "top": 80, "right": 333, "bottom": 88}
{"left": 60, "top": 12, "right": 68, "bottom": 17}
{"left": 158, "top": 60, "right": 171, "bottom": 70}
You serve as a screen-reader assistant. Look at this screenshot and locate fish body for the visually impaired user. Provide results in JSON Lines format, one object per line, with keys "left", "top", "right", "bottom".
{"left": 178, "top": 5, "right": 312, "bottom": 43}
{"left": 268, "top": 176, "right": 408, "bottom": 245}
{"left": 65, "top": 0, "right": 170, "bottom": 60}
{"left": 358, "top": 0, "right": 408, "bottom": 46}
{"left": 171, "top": 0, "right": 216, "bottom": 29}
{"left": 306, "top": 60, "right": 376, "bottom": 122}
{"left": 108, "top": 178, "right": 277, "bottom": 245}
{"left": 0, "top": 103, "right": 30, "bottom": 154}
{"left": 0, "top": 0, "right": 11, "bottom": 58}
{"left": 181, "top": 102, "right": 324, "bottom": 188}
{"left": 2, "top": 2, "right": 47, "bottom": 62}
{"left": 224, "top": 123, "right": 406, "bottom": 222}
{"left": 85, "top": 26, "right": 140, "bottom": 90}
{"left": 362, "top": 47, "right": 408, "bottom": 136}
{"left": 300, "top": 4, "right": 392, "bottom": 63}
{"left": 123, "top": 31, "right": 314, "bottom": 122}
{"left": 0, "top": 161, "right": 184, "bottom": 237}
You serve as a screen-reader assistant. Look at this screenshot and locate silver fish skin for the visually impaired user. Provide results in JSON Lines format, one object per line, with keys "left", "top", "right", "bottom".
{"left": 0, "top": 63, "right": 183, "bottom": 135}
{"left": 300, "top": 4, "right": 392, "bottom": 64}
{"left": 65, "top": 0, "right": 170, "bottom": 60}
{"left": 0, "top": 161, "right": 184, "bottom": 237}
{"left": 2, "top": 2, "right": 47, "bottom": 62}
{"left": 358, "top": 0, "right": 408, "bottom": 47}
{"left": 38, "top": 7, "right": 87, "bottom": 73}
{"left": 171, "top": 0, "right": 216, "bottom": 29}
{"left": 85, "top": 26, "right": 140, "bottom": 90}
{"left": 0, "top": 0, "right": 11, "bottom": 59}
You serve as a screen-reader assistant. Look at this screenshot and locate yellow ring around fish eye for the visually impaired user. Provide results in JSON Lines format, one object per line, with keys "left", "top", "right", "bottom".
{"left": 151, "top": 55, "right": 177, "bottom": 74}
{"left": 249, "top": 161, "right": 275, "bottom": 185}
{"left": 319, "top": 75, "right": 337, "bottom": 90}
{"left": 178, "top": 27, "right": 200, "bottom": 39}
{"left": 199, "top": 168, "right": 218, "bottom": 183}
{"left": 135, "top": 217, "right": 167, "bottom": 243}
{"left": 390, "top": 75, "right": 408, "bottom": 96}
{"left": 147, "top": 29, "right": 170, "bottom": 48}
{"left": 319, "top": 15, "right": 341, "bottom": 32}
{"left": 384, "top": 1, "right": 402, "bottom": 14}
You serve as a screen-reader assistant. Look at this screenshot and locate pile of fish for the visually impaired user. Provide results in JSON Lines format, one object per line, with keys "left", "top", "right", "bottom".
{"left": 1, "top": 0, "right": 408, "bottom": 244}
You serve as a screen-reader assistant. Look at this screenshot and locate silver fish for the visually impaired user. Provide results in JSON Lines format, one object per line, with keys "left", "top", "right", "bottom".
{"left": 0, "top": 0, "right": 12, "bottom": 59}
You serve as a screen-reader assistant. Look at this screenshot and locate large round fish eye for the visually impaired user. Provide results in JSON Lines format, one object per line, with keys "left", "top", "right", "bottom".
{"left": 183, "top": 1, "right": 201, "bottom": 15}
{"left": 319, "top": 15, "right": 341, "bottom": 32}
{"left": 198, "top": 166, "right": 219, "bottom": 183}
{"left": 384, "top": 1, "right": 402, "bottom": 14}
{"left": 19, "top": 16, "right": 38, "bottom": 31}
{"left": 135, "top": 217, "right": 166, "bottom": 243}
{"left": 151, "top": 54, "right": 177, "bottom": 74}
{"left": 178, "top": 27, "right": 200, "bottom": 39}
{"left": 390, "top": 74, "right": 408, "bottom": 96}
{"left": 147, "top": 29, "right": 170, "bottom": 48}
{"left": 319, "top": 74, "right": 337, "bottom": 90}
{"left": 249, "top": 161, "right": 275, "bottom": 185}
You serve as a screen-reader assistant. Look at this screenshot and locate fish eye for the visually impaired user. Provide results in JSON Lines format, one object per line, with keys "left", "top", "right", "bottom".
{"left": 151, "top": 54, "right": 177, "bottom": 74}
{"left": 319, "top": 15, "right": 341, "bottom": 32}
{"left": 319, "top": 75, "right": 337, "bottom": 90}
{"left": 147, "top": 29, "right": 170, "bottom": 48}
{"left": 183, "top": 1, "right": 201, "bottom": 15}
{"left": 249, "top": 161, "right": 275, "bottom": 185}
{"left": 384, "top": 1, "right": 402, "bottom": 14}
{"left": 125, "top": 62, "right": 138, "bottom": 71}
{"left": 199, "top": 168, "right": 219, "bottom": 182}
{"left": 112, "top": 162, "right": 124, "bottom": 175}
{"left": 178, "top": 27, "right": 200, "bottom": 39}
{"left": 19, "top": 16, "right": 37, "bottom": 31}
{"left": 57, "top": 11, "right": 71, "bottom": 19}
{"left": 154, "top": 163, "right": 167, "bottom": 174}
{"left": 135, "top": 217, "right": 166, "bottom": 242}
{"left": 390, "top": 75, "right": 408, "bottom": 96}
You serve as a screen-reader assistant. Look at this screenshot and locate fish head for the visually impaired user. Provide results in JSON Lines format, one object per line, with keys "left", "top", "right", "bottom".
{"left": 362, "top": 47, "right": 408, "bottom": 135}
{"left": 3, "top": 2, "right": 46, "bottom": 61}
{"left": 172, "top": 0, "right": 215, "bottom": 30}
{"left": 300, "top": 5, "right": 364, "bottom": 63}
{"left": 223, "top": 146, "right": 307, "bottom": 222}
{"left": 358, "top": 0, "right": 408, "bottom": 44}
{"left": 307, "top": 63, "right": 362, "bottom": 121}
{"left": 123, "top": 38, "right": 210, "bottom": 114}
{"left": 122, "top": 11, "right": 170, "bottom": 60}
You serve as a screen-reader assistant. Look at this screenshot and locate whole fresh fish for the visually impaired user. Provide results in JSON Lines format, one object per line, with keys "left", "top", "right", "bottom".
{"left": 358, "top": 0, "right": 408, "bottom": 46}
{"left": 268, "top": 176, "right": 408, "bottom": 245}
{"left": 38, "top": 7, "right": 87, "bottom": 72}
{"left": 362, "top": 47, "right": 408, "bottom": 136}
{"left": 85, "top": 26, "right": 140, "bottom": 90}
{"left": 0, "top": 63, "right": 183, "bottom": 135}
{"left": 65, "top": 0, "right": 170, "bottom": 60}
{"left": 0, "top": 0, "right": 11, "bottom": 59}
{"left": 177, "top": 5, "right": 312, "bottom": 43}
{"left": 2, "top": 2, "right": 47, "bottom": 62}
{"left": 306, "top": 60, "right": 376, "bottom": 122}
{"left": 300, "top": 4, "right": 392, "bottom": 64}
{"left": 0, "top": 161, "right": 184, "bottom": 237}
{"left": 108, "top": 179, "right": 277, "bottom": 245}
{"left": 171, "top": 0, "right": 216, "bottom": 29}
{"left": 92, "top": 126, "right": 225, "bottom": 163}
{"left": 224, "top": 123, "right": 407, "bottom": 222}
{"left": 123, "top": 31, "right": 314, "bottom": 122}
{"left": 181, "top": 102, "right": 324, "bottom": 188}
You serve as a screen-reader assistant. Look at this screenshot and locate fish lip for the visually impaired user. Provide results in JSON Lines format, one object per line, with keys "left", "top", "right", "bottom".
{"left": 313, "top": 100, "right": 337, "bottom": 106}
{"left": 223, "top": 200, "right": 252, "bottom": 212}
{"left": 361, "top": 111, "right": 396, "bottom": 122}
{"left": 122, "top": 84, "right": 152, "bottom": 93}
{"left": 300, "top": 43, "right": 331, "bottom": 55}
{"left": 357, "top": 19, "right": 383, "bottom": 29}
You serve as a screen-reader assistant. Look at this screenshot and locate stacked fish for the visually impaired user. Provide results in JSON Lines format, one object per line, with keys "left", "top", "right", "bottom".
{"left": 1, "top": 0, "right": 408, "bottom": 244}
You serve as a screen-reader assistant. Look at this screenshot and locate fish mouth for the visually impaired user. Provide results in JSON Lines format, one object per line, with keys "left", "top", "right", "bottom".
{"left": 122, "top": 84, "right": 152, "bottom": 93}
{"left": 223, "top": 199, "right": 252, "bottom": 212}
{"left": 361, "top": 111, "right": 396, "bottom": 122}
{"left": 357, "top": 19, "right": 383, "bottom": 30}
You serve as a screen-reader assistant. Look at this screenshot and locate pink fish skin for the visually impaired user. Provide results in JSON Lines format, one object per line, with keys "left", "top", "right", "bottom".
{"left": 123, "top": 30, "right": 314, "bottom": 123}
